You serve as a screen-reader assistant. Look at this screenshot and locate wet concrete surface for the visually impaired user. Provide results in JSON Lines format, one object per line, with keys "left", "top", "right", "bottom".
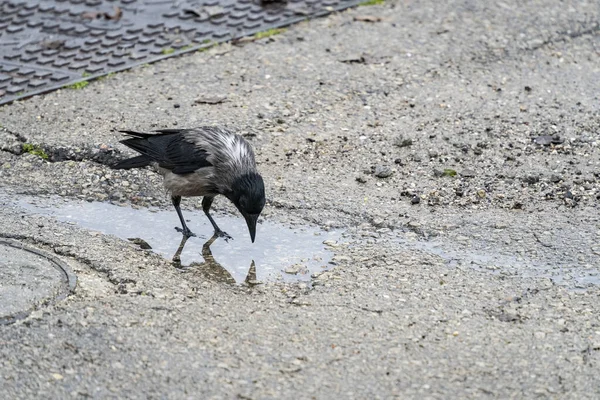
{"left": 1, "top": 0, "right": 600, "bottom": 398}
{"left": 12, "top": 194, "right": 340, "bottom": 283}
{"left": 9, "top": 191, "right": 598, "bottom": 289}
{"left": 395, "top": 223, "right": 600, "bottom": 289}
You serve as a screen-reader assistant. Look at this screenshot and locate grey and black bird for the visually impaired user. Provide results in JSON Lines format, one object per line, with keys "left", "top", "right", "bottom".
{"left": 111, "top": 127, "right": 265, "bottom": 242}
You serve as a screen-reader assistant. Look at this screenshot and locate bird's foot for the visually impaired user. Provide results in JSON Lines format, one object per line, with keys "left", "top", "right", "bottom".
{"left": 215, "top": 229, "right": 233, "bottom": 242}
{"left": 172, "top": 257, "right": 184, "bottom": 269}
{"left": 175, "top": 226, "right": 196, "bottom": 238}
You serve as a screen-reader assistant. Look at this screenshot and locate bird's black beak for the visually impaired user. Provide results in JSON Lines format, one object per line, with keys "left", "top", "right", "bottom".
{"left": 244, "top": 213, "right": 259, "bottom": 243}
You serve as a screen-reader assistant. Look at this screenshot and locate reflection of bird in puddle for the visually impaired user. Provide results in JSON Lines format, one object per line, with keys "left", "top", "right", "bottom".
{"left": 171, "top": 234, "right": 257, "bottom": 285}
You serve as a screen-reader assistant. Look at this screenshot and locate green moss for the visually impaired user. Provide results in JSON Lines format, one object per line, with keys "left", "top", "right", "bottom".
{"left": 254, "top": 28, "right": 286, "bottom": 40}
{"left": 162, "top": 47, "right": 175, "bottom": 55}
{"left": 97, "top": 72, "right": 116, "bottom": 81}
{"left": 359, "top": 0, "right": 384, "bottom": 5}
{"left": 82, "top": 72, "right": 92, "bottom": 77}
{"left": 442, "top": 168, "right": 457, "bottom": 177}
{"left": 22, "top": 143, "right": 49, "bottom": 160}
{"left": 197, "top": 41, "right": 216, "bottom": 53}
{"left": 66, "top": 81, "right": 89, "bottom": 90}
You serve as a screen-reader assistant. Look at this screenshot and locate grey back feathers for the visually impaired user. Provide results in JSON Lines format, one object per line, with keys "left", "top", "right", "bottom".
{"left": 181, "top": 127, "right": 257, "bottom": 182}
{"left": 113, "top": 127, "right": 258, "bottom": 197}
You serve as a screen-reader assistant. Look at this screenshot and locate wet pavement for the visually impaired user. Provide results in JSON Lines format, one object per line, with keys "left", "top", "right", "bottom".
{"left": 3, "top": 185, "right": 597, "bottom": 314}
{"left": 13, "top": 194, "right": 341, "bottom": 283}
{"left": 396, "top": 229, "right": 600, "bottom": 289}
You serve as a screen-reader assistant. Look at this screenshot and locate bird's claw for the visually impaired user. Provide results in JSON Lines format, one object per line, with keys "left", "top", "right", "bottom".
{"left": 215, "top": 230, "right": 233, "bottom": 242}
{"left": 175, "top": 227, "right": 196, "bottom": 238}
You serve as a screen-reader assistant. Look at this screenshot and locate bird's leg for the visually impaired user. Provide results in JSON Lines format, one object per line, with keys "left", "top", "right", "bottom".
{"left": 202, "top": 196, "right": 233, "bottom": 241}
{"left": 172, "top": 195, "right": 196, "bottom": 237}
{"left": 202, "top": 233, "right": 220, "bottom": 255}
{"left": 172, "top": 234, "right": 190, "bottom": 268}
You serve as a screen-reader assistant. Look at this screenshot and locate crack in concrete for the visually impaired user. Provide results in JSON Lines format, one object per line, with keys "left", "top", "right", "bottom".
{"left": 1, "top": 127, "right": 124, "bottom": 166}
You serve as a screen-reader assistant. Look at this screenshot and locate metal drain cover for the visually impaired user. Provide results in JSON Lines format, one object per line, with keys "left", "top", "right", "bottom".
{"left": 0, "top": 238, "right": 76, "bottom": 324}
{"left": 0, "top": 0, "right": 365, "bottom": 105}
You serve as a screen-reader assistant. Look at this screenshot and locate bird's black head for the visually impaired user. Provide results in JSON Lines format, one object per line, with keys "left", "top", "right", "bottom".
{"left": 228, "top": 172, "right": 265, "bottom": 243}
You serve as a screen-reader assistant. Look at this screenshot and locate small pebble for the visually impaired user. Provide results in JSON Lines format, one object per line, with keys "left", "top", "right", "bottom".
{"left": 375, "top": 165, "right": 393, "bottom": 178}
{"left": 284, "top": 264, "right": 303, "bottom": 275}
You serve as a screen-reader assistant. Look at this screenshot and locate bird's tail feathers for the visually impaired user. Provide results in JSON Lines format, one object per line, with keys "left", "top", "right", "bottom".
{"left": 118, "top": 130, "right": 155, "bottom": 139}
{"left": 112, "top": 155, "right": 153, "bottom": 170}
{"left": 119, "top": 136, "right": 167, "bottom": 159}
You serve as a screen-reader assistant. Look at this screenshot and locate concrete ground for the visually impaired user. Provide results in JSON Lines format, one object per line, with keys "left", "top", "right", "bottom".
{"left": 1, "top": 0, "right": 600, "bottom": 398}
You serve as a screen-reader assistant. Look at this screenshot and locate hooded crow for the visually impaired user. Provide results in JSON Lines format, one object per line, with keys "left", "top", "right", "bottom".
{"left": 112, "top": 127, "right": 265, "bottom": 242}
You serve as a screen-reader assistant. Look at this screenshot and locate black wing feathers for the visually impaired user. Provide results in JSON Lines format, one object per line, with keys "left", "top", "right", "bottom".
{"left": 114, "top": 130, "right": 212, "bottom": 174}
{"left": 163, "top": 136, "right": 212, "bottom": 174}
{"left": 112, "top": 155, "right": 153, "bottom": 170}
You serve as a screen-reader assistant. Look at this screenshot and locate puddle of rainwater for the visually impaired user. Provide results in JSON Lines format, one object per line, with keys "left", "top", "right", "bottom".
{"left": 394, "top": 235, "right": 600, "bottom": 288}
{"left": 6, "top": 193, "right": 596, "bottom": 289}
{"left": 13, "top": 195, "right": 341, "bottom": 284}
